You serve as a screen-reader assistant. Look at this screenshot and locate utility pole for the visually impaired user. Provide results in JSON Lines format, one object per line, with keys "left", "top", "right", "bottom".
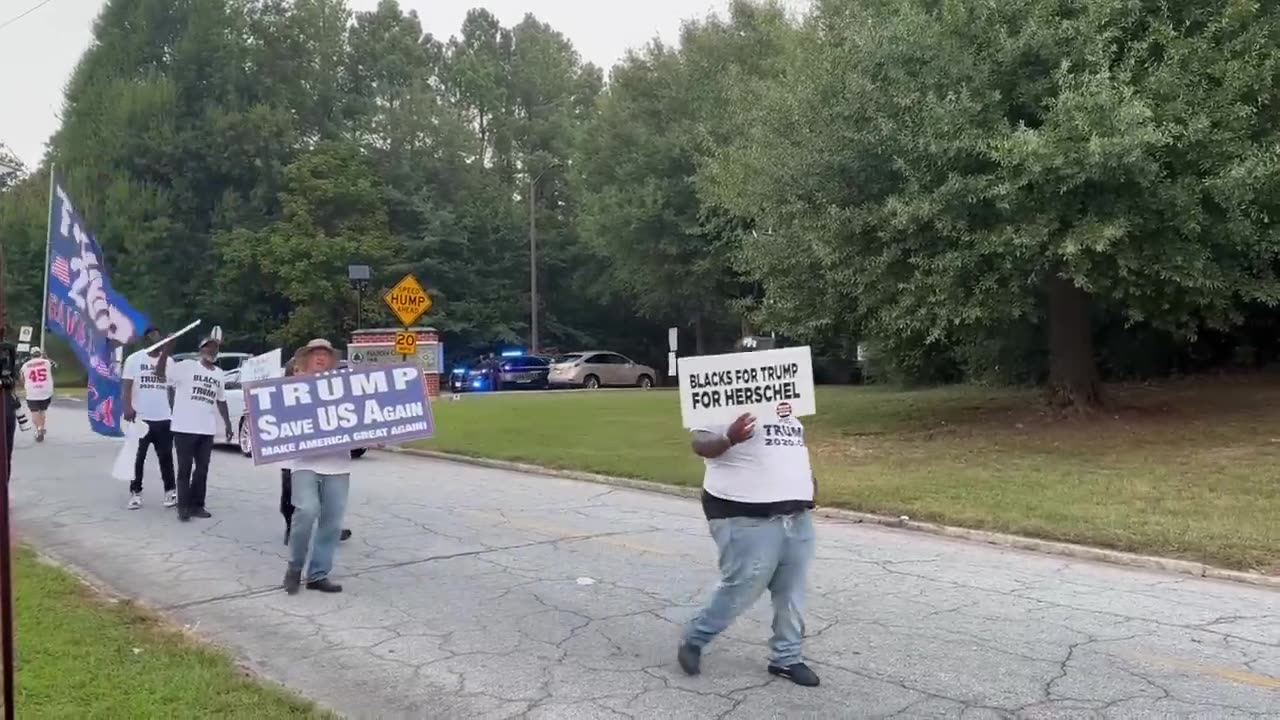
{"left": 528, "top": 162, "right": 562, "bottom": 356}
{"left": 0, "top": 159, "right": 17, "bottom": 719}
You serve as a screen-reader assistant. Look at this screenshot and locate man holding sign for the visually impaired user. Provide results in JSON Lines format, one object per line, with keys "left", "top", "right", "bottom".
{"left": 676, "top": 346, "right": 820, "bottom": 688}
{"left": 244, "top": 338, "right": 435, "bottom": 594}
{"left": 282, "top": 339, "right": 353, "bottom": 595}
{"left": 160, "top": 334, "right": 232, "bottom": 521}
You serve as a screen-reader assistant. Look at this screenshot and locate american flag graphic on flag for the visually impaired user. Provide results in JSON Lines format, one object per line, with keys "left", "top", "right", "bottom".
{"left": 50, "top": 255, "right": 72, "bottom": 286}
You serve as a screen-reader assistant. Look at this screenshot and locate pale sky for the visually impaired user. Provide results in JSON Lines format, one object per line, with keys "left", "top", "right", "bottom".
{"left": 0, "top": 0, "right": 808, "bottom": 168}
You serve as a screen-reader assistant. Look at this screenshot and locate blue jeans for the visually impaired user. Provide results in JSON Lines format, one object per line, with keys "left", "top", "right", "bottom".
{"left": 288, "top": 470, "right": 350, "bottom": 582}
{"left": 684, "top": 511, "right": 815, "bottom": 667}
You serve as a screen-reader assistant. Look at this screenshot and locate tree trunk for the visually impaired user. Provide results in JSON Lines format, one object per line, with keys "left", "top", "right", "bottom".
{"left": 693, "top": 313, "right": 706, "bottom": 355}
{"left": 1046, "top": 275, "right": 1103, "bottom": 410}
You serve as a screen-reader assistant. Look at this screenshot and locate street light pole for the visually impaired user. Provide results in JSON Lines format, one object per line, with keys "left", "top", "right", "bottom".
{"left": 528, "top": 178, "right": 539, "bottom": 356}
{"left": 528, "top": 162, "right": 562, "bottom": 356}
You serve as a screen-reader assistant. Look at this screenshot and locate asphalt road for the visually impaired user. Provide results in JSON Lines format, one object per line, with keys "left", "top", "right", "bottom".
{"left": 9, "top": 406, "right": 1280, "bottom": 719}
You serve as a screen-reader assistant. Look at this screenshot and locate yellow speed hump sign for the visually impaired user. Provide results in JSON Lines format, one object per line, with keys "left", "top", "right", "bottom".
{"left": 383, "top": 274, "right": 432, "bottom": 327}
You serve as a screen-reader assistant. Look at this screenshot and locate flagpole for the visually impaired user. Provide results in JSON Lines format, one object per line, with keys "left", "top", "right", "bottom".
{"left": 40, "top": 164, "right": 55, "bottom": 352}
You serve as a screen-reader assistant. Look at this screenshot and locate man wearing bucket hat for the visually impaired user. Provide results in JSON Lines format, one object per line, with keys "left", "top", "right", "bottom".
{"left": 283, "top": 338, "right": 350, "bottom": 594}
{"left": 278, "top": 355, "right": 352, "bottom": 546}
{"left": 158, "top": 332, "right": 232, "bottom": 522}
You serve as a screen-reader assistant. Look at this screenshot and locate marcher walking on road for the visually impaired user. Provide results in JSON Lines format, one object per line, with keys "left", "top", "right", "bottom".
{"left": 19, "top": 347, "right": 54, "bottom": 442}
{"left": 283, "top": 338, "right": 351, "bottom": 595}
{"left": 158, "top": 335, "right": 231, "bottom": 522}
{"left": 277, "top": 357, "right": 352, "bottom": 546}
{"left": 122, "top": 327, "right": 178, "bottom": 509}
{"left": 677, "top": 410, "right": 821, "bottom": 687}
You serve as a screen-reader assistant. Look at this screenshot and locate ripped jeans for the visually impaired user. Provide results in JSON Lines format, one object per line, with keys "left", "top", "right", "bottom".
{"left": 683, "top": 511, "right": 815, "bottom": 667}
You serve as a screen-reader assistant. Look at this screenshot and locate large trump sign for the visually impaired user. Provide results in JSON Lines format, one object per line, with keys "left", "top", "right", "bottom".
{"left": 245, "top": 363, "right": 434, "bottom": 465}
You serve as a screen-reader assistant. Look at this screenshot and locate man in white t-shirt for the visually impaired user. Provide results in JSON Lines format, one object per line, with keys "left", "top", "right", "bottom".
{"left": 19, "top": 347, "right": 55, "bottom": 443}
{"left": 677, "top": 407, "right": 820, "bottom": 688}
{"left": 158, "top": 335, "right": 231, "bottom": 522}
{"left": 122, "top": 327, "right": 179, "bottom": 510}
{"left": 283, "top": 338, "right": 350, "bottom": 595}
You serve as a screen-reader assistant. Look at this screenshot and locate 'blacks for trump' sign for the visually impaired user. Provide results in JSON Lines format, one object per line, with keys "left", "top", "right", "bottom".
{"left": 245, "top": 363, "right": 434, "bottom": 465}
{"left": 677, "top": 346, "right": 816, "bottom": 428}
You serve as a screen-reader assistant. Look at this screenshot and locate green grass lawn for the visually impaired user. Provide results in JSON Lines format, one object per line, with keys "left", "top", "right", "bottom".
{"left": 15, "top": 548, "right": 329, "bottom": 719}
{"left": 412, "top": 379, "right": 1280, "bottom": 573}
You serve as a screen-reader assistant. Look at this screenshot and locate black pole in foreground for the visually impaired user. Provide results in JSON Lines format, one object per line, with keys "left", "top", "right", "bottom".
{"left": 0, "top": 356, "right": 14, "bottom": 720}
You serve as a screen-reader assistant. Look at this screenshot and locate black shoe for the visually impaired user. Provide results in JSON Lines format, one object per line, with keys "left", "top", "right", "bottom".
{"left": 677, "top": 642, "right": 702, "bottom": 676}
{"left": 306, "top": 578, "right": 343, "bottom": 593}
{"left": 340, "top": 529, "right": 352, "bottom": 542}
{"left": 768, "top": 662, "right": 820, "bottom": 687}
{"left": 283, "top": 569, "right": 302, "bottom": 595}
{"left": 191, "top": 508, "right": 212, "bottom": 519}
{"left": 177, "top": 508, "right": 191, "bottom": 522}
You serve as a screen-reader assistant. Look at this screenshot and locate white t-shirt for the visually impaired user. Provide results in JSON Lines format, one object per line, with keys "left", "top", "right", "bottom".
{"left": 123, "top": 351, "right": 173, "bottom": 421}
{"left": 289, "top": 451, "right": 352, "bottom": 477}
{"left": 167, "top": 360, "right": 225, "bottom": 436}
{"left": 20, "top": 359, "right": 54, "bottom": 401}
{"left": 696, "top": 416, "right": 813, "bottom": 504}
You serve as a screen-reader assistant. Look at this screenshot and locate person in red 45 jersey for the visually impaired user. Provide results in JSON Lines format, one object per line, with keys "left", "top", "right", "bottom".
{"left": 19, "top": 347, "right": 55, "bottom": 443}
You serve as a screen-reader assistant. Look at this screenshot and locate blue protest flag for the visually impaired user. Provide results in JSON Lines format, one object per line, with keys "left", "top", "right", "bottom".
{"left": 44, "top": 179, "right": 150, "bottom": 437}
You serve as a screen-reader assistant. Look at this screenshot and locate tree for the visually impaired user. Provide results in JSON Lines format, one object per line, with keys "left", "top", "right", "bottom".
{"left": 217, "top": 141, "right": 397, "bottom": 346}
{"left": 705, "top": 0, "right": 1280, "bottom": 407}
{"left": 575, "top": 1, "right": 795, "bottom": 353}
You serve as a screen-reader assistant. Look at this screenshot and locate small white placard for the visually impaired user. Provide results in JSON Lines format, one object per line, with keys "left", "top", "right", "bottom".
{"left": 667, "top": 352, "right": 677, "bottom": 377}
{"left": 17, "top": 326, "right": 32, "bottom": 342}
{"left": 667, "top": 327, "right": 678, "bottom": 352}
{"left": 15, "top": 342, "right": 29, "bottom": 353}
{"left": 240, "top": 348, "right": 284, "bottom": 383}
{"left": 677, "top": 346, "right": 815, "bottom": 428}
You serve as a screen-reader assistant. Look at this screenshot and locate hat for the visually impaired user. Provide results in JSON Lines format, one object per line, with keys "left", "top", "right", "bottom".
{"left": 29, "top": 346, "right": 42, "bottom": 357}
{"left": 199, "top": 335, "right": 220, "bottom": 349}
{"left": 292, "top": 338, "right": 338, "bottom": 364}
{"left": 143, "top": 326, "right": 161, "bottom": 336}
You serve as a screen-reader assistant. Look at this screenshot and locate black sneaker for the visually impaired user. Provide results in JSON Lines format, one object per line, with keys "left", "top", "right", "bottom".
{"left": 339, "top": 529, "right": 352, "bottom": 542}
{"left": 177, "top": 507, "right": 191, "bottom": 522}
{"left": 677, "top": 642, "right": 702, "bottom": 676}
{"left": 283, "top": 569, "right": 302, "bottom": 595}
{"left": 768, "top": 662, "right": 820, "bottom": 687}
{"left": 191, "top": 508, "right": 212, "bottom": 519}
{"left": 306, "top": 578, "right": 343, "bottom": 593}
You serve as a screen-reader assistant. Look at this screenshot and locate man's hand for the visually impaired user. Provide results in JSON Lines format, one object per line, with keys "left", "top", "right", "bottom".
{"left": 123, "top": 406, "right": 136, "bottom": 423}
{"left": 225, "top": 427, "right": 234, "bottom": 442}
{"left": 726, "top": 413, "right": 756, "bottom": 446}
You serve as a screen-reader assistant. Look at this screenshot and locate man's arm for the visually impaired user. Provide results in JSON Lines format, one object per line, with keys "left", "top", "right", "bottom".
{"left": 217, "top": 401, "right": 232, "bottom": 439}
{"left": 121, "top": 379, "right": 136, "bottom": 421}
{"left": 690, "top": 413, "right": 756, "bottom": 459}
{"left": 692, "top": 431, "right": 732, "bottom": 459}
{"left": 120, "top": 355, "right": 136, "bottom": 421}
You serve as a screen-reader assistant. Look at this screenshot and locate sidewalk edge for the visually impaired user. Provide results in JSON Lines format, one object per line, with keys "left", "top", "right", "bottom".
{"left": 385, "top": 446, "right": 1280, "bottom": 590}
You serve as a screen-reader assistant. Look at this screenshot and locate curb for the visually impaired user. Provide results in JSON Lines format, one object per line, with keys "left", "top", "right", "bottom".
{"left": 386, "top": 446, "right": 1280, "bottom": 591}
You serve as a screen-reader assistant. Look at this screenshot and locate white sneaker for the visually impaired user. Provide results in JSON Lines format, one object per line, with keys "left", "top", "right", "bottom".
{"left": 127, "top": 494, "right": 143, "bottom": 510}
{"left": 163, "top": 491, "right": 178, "bottom": 508}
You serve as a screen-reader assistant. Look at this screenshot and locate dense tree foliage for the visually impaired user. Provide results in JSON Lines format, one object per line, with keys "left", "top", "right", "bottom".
{"left": 4, "top": 0, "right": 1280, "bottom": 406}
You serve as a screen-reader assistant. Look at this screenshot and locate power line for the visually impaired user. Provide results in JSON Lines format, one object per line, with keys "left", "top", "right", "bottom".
{"left": 0, "top": 0, "right": 56, "bottom": 33}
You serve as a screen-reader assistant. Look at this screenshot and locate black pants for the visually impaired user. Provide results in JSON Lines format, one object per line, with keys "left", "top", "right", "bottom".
{"left": 132, "top": 420, "right": 176, "bottom": 494}
{"left": 280, "top": 469, "right": 294, "bottom": 541}
{"left": 3, "top": 391, "right": 14, "bottom": 482}
{"left": 174, "top": 432, "right": 214, "bottom": 510}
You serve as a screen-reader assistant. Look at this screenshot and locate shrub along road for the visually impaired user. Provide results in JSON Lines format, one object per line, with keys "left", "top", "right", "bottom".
{"left": 7, "top": 405, "right": 1279, "bottom": 718}
{"left": 412, "top": 377, "right": 1280, "bottom": 573}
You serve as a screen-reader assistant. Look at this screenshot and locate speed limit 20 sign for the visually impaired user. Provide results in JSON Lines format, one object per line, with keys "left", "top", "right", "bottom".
{"left": 394, "top": 331, "right": 417, "bottom": 356}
